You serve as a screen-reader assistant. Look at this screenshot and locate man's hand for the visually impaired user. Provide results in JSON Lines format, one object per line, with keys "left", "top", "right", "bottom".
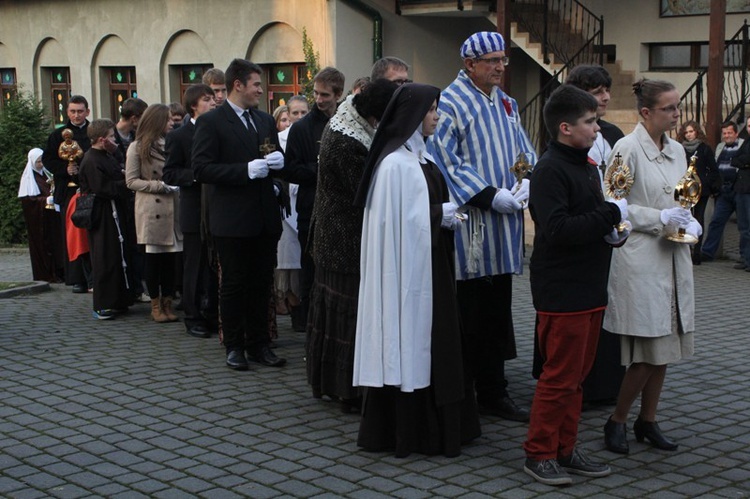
{"left": 247, "top": 159, "right": 269, "bottom": 179}
{"left": 492, "top": 188, "right": 522, "bottom": 214}
{"left": 266, "top": 151, "right": 284, "bottom": 170}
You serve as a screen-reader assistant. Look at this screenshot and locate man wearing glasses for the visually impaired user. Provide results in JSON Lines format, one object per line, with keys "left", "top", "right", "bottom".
{"left": 370, "top": 56, "right": 411, "bottom": 85}
{"left": 428, "top": 31, "right": 536, "bottom": 423}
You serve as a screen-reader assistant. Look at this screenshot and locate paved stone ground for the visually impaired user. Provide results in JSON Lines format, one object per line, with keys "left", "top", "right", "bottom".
{"left": 1, "top": 224, "right": 749, "bottom": 498}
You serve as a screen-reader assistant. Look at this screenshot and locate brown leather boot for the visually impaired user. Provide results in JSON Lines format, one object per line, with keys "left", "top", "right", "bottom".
{"left": 150, "top": 298, "right": 169, "bottom": 323}
{"left": 161, "top": 296, "right": 178, "bottom": 322}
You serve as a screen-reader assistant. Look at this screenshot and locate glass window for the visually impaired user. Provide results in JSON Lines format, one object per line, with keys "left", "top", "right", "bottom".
{"left": 264, "top": 63, "right": 307, "bottom": 114}
{"left": 0, "top": 68, "right": 17, "bottom": 109}
{"left": 176, "top": 65, "right": 213, "bottom": 102}
{"left": 47, "top": 67, "right": 71, "bottom": 127}
{"left": 105, "top": 67, "right": 137, "bottom": 119}
{"left": 650, "top": 45, "right": 691, "bottom": 69}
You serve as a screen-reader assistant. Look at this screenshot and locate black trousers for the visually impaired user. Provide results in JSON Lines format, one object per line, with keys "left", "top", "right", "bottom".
{"left": 457, "top": 274, "right": 517, "bottom": 405}
{"left": 214, "top": 234, "right": 277, "bottom": 352}
{"left": 182, "top": 232, "right": 209, "bottom": 326}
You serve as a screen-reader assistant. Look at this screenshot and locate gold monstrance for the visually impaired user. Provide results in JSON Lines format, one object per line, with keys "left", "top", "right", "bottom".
{"left": 604, "top": 153, "right": 634, "bottom": 233}
{"left": 259, "top": 138, "right": 276, "bottom": 157}
{"left": 510, "top": 152, "right": 532, "bottom": 207}
{"left": 666, "top": 153, "right": 702, "bottom": 244}
{"left": 58, "top": 128, "right": 83, "bottom": 187}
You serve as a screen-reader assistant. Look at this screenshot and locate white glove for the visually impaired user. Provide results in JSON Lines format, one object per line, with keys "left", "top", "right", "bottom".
{"left": 604, "top": 220, "right": 631, "bottom": 245}
{"left": 247, "top": 159, "right": 269, "bottom": 179}
{"left": 660, "top": 207, "right": 692, "bottom": 226}
{"left": 492, "top": 188, "right": 522, "bottom": 214}
{"left": 607, "top": 197, "right": 628, "bottom": 222}
{"left": 685, "top": 220, "right": 703, "bottom": 238}
{"left": 441, "top": 202, "right": 465, "bottom": 231}
{"left": 162, "top": 183, "right": 180, "bottom": 193}
{"left": 511, "top": 178, "right": 530, "bottom": 205}
{"left": 265, "top": 151, "right": 284, "bottom": 170}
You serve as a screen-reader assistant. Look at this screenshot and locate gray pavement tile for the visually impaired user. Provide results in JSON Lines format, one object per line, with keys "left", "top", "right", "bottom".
{"left": 6, "top": 488, "right": 52, "bottom": 499}
{"left": 53, "top": 489, "right": 96, "bottom": 499}
{"left": 3, "top": 243, "right": 750, "bottom": 497}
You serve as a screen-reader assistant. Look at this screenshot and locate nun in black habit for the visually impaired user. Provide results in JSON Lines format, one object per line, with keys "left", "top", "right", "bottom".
{"left": 352, "top": 83, "right": 481, "bottom": 458}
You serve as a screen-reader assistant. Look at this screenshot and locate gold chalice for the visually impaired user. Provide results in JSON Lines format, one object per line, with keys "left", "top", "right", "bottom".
{"left": 603, "top": 153, "right": 634, "bottom": 233}
{"left": 666, "top": 153, "right": 701, "bottom": 244}
{"left": 510, "top": 152, "right": 532, "bottom": 208}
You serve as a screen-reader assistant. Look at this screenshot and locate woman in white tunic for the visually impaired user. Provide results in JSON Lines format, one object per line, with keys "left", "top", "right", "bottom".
{"left": 603, "top": 79, "right": 700, "bottom": 454}
{"left": 352, "top": 83, "right": 480, "bottom": 457}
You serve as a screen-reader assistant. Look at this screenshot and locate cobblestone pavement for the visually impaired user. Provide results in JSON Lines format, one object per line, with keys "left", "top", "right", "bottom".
{"left": 1, "top": 226, "right": 749, "bottom": 498}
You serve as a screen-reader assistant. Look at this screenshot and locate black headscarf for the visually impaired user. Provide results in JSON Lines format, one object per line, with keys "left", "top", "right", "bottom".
{"left": 353, "top": 83, "right": 441, "bottom": 207}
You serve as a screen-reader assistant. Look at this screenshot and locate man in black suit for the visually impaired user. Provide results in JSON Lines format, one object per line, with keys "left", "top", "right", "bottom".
{"left": 192, "top": 59, "right": 286, "bottom": 370}
{"left": 42, "top": 95, "right": 92, "bottom": 293}
{"left": 163, "top": 84, "right": 216, "bottom": 339}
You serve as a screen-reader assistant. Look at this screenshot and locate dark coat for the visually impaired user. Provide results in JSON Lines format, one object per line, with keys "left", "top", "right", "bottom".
{"left": 684, "top": 142, "right": 719, "bottom": 197}
{"left": 528, "top": 141, "right": 621, "bottom": 313}
{"left": 191, "top": 102, "right": 283, "bottom": 238}
{"left": 283, "top": 105, "right": 331, "bottom": 233}
{"left": 42, "top": 120, "right": 91, "bottom": 205}
{"left": 730, "top": 139, "right": 750, "bottom": 194}
{"left": 310, "top": 128, "right": 368, "bottom": 274}
{"left": 163, "top": 121, "right": 202, "bottom": 233}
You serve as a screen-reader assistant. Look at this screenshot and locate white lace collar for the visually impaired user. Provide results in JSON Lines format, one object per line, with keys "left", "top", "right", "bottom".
{"left": 328, "top": 95, "right": 376, "bottom": 149}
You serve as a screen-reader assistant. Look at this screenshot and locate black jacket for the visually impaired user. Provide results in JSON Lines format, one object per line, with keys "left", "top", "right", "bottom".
{"left": 283, "top": 105, "right": 331, "bottom": 232}
{"left": 528, "top": 141, "right": 622, "bottom": 313}
{"left": 42, "top": 120, "right": 91, "bottom": 205}
{"left": 163, "top": 121, "right": 202, "bottom": 233}
{"left": 730, "top": 139, "right": 750, "bottom": 194}
{"left": 192, "top": 102, "right": 283, "bottom": 238}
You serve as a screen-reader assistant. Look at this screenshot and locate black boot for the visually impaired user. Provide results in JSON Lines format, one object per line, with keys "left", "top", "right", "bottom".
{"left": 633, "top": 417, "right": 678, "bottom": 451}
{"left": 604, "top": 416, "right": 629, "bottom": 454}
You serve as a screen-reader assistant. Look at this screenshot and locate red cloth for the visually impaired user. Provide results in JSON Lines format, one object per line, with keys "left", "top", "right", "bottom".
{"left": 524, "top": 310, "right": 603, "bottom": 459}
{"left": 65, "top": 192, "right": 90, "bottom": 262}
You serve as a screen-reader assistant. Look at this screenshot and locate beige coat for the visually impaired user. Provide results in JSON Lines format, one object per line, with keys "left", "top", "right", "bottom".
{"left": 125, "top": 138, "right": 181, "bottom": 246}
{"left": 603, "top": 123, "right": 695, "bottom": 338}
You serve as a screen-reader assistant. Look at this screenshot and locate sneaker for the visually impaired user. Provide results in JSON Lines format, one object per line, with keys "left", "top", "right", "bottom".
{"left": 523, "top": 458, "right": 572, "bottom": 486}
{"left": 558, "top": 447, "right": 611, "bottom": 477}
{"left": 92, "top": 309, "right": 116, "bottom": 320}
{"left": 135, "top": 292, "right": 151, "bottom": 303}
{"left": 733, "top": 262, "right": 747, "bottom": 270}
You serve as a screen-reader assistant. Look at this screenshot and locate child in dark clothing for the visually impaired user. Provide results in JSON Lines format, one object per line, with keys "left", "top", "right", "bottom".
{"left": 523, "top": 84, "right": 629, "bottom": 486}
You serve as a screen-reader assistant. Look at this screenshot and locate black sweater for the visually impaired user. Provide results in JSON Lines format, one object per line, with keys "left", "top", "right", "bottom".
{"left": 528, "top": 141, "right": 622, "bottom": 313}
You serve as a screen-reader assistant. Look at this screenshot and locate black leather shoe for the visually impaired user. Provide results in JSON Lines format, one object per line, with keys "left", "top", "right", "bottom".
{"left": 226, "top": 349, "right": 249, "bottom": 371}
{"left": 633, "top": 417, "right": 678, "bottom": 451}
{"left": 604, "top": 416, "right": 629, "bottom": 454}
{"left": 72, "top": 284, "right": 87, "bottom": 294}
{"left": 479, "top": 396, "right": 530, "bottom": 422}
{"left": 185, "top": 322, "right": 210, "bottom": 339}
{"left": 247, "top": 345, "right": 286, "bottom": 367}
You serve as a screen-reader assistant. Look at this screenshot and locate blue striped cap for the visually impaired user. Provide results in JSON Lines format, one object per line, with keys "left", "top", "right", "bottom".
{"left": 460, "top": 31, "right": 506, "bottom": 58}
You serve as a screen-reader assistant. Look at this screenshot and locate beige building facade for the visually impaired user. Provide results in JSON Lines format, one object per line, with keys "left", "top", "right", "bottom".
{"left": 1, "top": 0, "right": 748, "bottom": 130}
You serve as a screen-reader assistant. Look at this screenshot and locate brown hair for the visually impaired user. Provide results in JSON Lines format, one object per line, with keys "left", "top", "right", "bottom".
{"left": 677, "top": 120, "right": 707, "bottom": 143}
{"left": 135, "top": 104, "right": 170, "bottom": 164}
{"left": 632, "top": 78, "right": 676, "bottom": 117}
{"left": 87, "top": 118, "right": 115, "bottom": 143}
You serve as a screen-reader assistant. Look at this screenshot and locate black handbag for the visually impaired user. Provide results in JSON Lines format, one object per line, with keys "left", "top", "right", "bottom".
{"left": 71, "top": 191, "right": 96, "bottom": 230}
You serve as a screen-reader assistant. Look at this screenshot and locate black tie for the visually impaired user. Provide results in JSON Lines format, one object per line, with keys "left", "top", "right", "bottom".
{"left": 242, "top": 110, "right": 259, "bottom": 152}
{"left": 242, "top": 110, "right": 254, "bottom": 131}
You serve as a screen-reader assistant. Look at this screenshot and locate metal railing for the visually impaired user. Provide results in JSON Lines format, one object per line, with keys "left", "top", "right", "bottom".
{"left": 511, "top": 0, "right": 603, "bottom": 66}
{"left": 678, "top": 21, "right": 749, "bottom": 133}
{"left": 518, "top": 35, "right": 604, "bottom": 151}
{"left": 512, "top": 0, "right": 605, "bottom": 152}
